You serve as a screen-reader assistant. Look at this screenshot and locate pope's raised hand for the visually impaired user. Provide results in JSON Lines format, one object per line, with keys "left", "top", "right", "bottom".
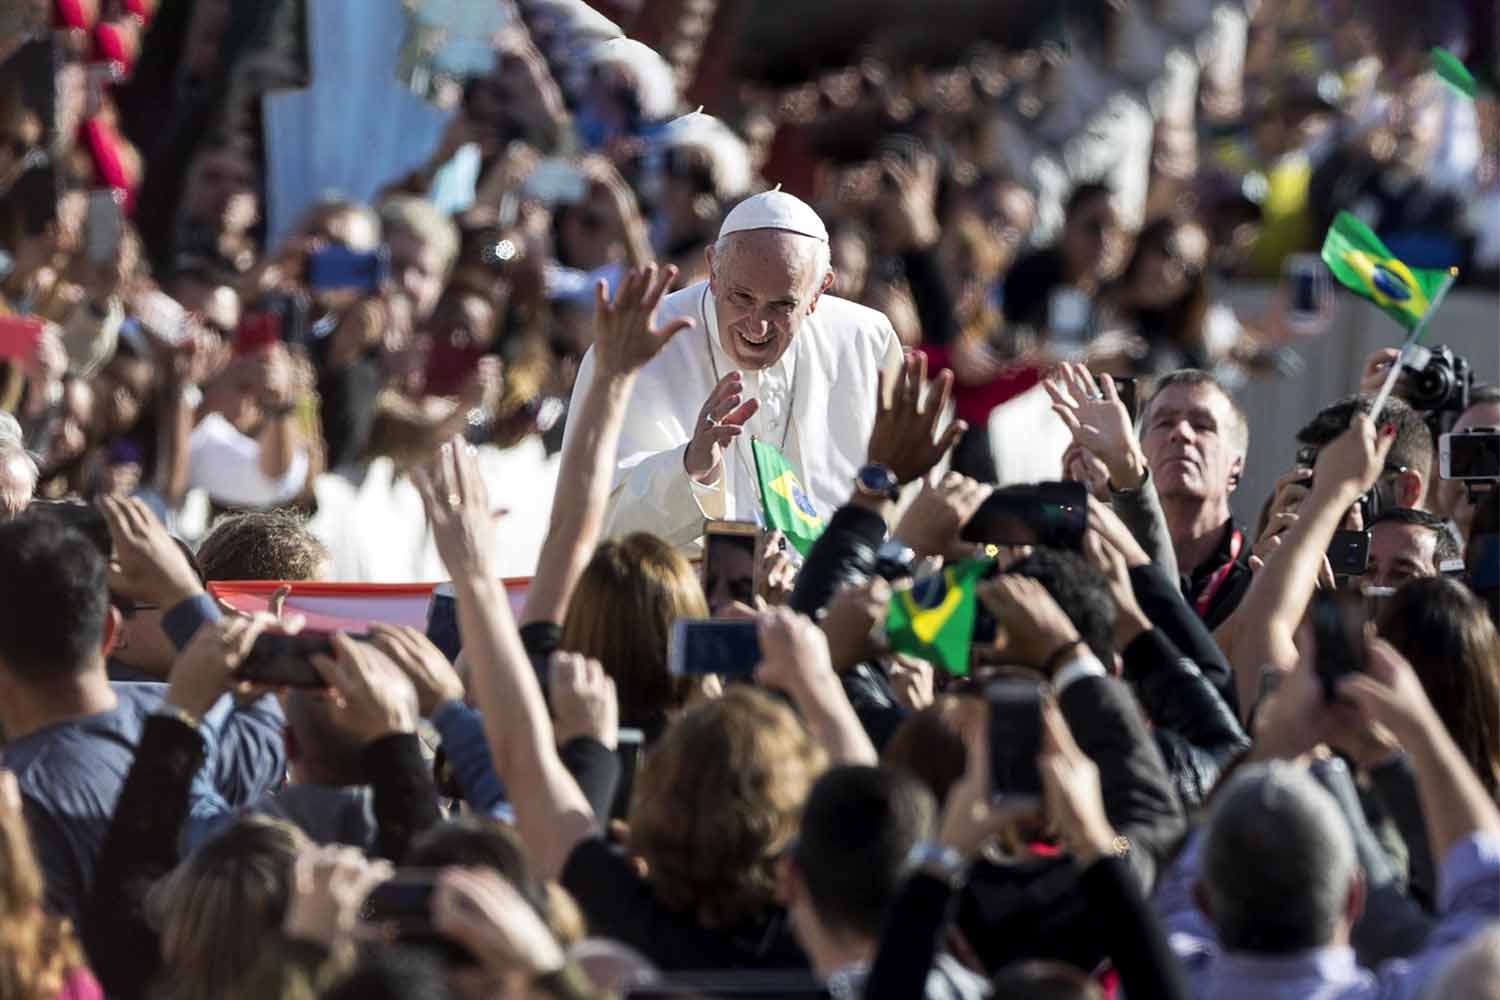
{"left": 685, "top": 371, "right": 759, "bottom": 485}
{"left": 591, "top": 264, "right": 695, "bottom": 378}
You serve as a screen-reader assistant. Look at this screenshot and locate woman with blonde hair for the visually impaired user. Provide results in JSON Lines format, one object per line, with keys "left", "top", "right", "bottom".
{"left": 0, "top": 770, "right": 101, "bottom": 1000}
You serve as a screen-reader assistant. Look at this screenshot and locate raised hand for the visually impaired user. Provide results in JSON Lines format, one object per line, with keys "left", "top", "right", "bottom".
{"left": 165, "top": 612, "right": 285, "bottom": 719}
{"left": 977, "top": 575, "right": 1082, "bottom": 675}
{"left": 414, "top": 438, "right": 498, "bottom": 582}
{"left": 874, "top": 148, "right": 941, "bottom": 252}
{"left": 1309, "top": 414, "right": 1395, "bottom": 503}
{"left": 684, "top": 371, "right": 758, "bottom": 485}
{"left": 756, "top": 606, "right": 838, "bottom": 696}
{"left": 936, "top": 701, "right": 1041, "bottom": 860}
{"left": 1044, "top": 362, "right": 1145, "bottom": 489}
{"left": 758, "top": 530, "right": 797, "bottom": 607}
{"left": 894, "top": 472, "right": 992, "bottom": 561}
{"left": 549, "top": 652, "right": 619, "bottom": 751}
{"left": 868, "top": 351, "right": 966, "bottom": 484}
{"left": 819, "top": 577, "right": 891, "bottom": 673}
{"left": 313, "top": 634, "right": 420, "bottom": 744}
{"left": 283, "top": 845, "right": 393, "bottom": 948}
{"left": 366, "top": 623, "right": 465, "bottom": 717}
{"left": 430, "top": 866, "right": 565, "bottom": 979}
{"left": 100, "top": 494, "right": 203, "bottom": 606}
{"left": 1038, "top": 695, "right": 1120, "bottom": 864}
{"left": 591, "top": 263, "right": 695, "bottom": 378}
{"left": 887, "top": 654, "right": 934, "bottom": 711}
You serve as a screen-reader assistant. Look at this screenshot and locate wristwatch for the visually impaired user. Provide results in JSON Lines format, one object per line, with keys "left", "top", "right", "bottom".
{"left": 905, "top": 841, "right": 967, "bottom": 887}
{"left": 854, "top": 463, "right": 900, "bottom": 501}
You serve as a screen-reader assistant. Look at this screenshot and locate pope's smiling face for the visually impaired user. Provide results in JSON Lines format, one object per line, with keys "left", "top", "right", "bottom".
{"left": 706, "top": 229, "right": 834, "bottom": 371}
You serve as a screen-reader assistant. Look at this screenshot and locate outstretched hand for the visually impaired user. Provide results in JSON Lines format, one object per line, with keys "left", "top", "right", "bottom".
{"left": 868, "top": 351, "right": 966, "bottom": 484}
{"left": 1044, "top": 363, "right": 1144, "bottom": 489}
{"left": 414, "top": 438, "right": 498, "bottom": 582}
{"left": 591, "top": 263, "right": 694, "bottom": 378}
{"left": 100, "top": 495, "right": 203, "bottom": 606}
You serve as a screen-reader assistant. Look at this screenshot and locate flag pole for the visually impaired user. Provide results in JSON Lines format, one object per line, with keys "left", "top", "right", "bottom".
{"left": 1368, "top": 267, "right": 1460, "bottom": 422}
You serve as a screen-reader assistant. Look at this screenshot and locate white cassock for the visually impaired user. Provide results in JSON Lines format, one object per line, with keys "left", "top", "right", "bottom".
{"left": 565, "top": 279, "right": 901, "bottom": 550}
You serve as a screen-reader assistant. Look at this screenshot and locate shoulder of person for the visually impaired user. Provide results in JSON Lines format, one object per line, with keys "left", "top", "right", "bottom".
{"left": 813, "top": 293, "right": 899, "bottom": 343}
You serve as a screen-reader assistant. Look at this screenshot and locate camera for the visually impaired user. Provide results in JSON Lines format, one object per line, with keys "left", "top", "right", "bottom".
{"left": 1400, "top": 344, "right": 1471, "bottom": 415}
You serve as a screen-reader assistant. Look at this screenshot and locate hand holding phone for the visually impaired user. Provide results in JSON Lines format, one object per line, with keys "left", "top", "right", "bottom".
{"left": 84, "top": 188, "right": 123, "bottom": 265}
{"left": 232, "top": 632, "right": 334, "bottom": 688}
{"left": 306, "top": 245, "right": 389, "bottom": 294}
{"left": 1311, "top": 589, "right": 1367, "bottom": 702}
{"left": 668, "top": 618, "right": 761, "bottom": 676}
{"left": 701, "top": 520, "right": 763, "bottom": 614}
{"left": 961, "top": 481, "right": 1088, "bottom": 549}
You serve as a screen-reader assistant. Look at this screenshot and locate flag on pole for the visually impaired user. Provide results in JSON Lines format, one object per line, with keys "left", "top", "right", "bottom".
{"left": 885, "top": 558, "right": 992, "bottom": 677}
{"left": 1431, "top": 47, "right": 1478, "bottom": 99}
{"left": 750, "top": 438, "right": 824, "bottom": 557}
{"left": 1320, "top": 212, "right": 1450, "bottom": 332}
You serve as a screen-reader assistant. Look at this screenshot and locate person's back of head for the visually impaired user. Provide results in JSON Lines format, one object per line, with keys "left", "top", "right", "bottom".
{"left": 146, "top": 815, "right": 309, "bottom": 1000}
{"left": 196, "top": 510, "right": 331, "bottom": 582}
{"left": 1377, "top": 576, "right": 1500, "bottom": 797}
{"left": 0, "top": 517, "right": 110, "bottom": 687}
{"left": 282, "top": 689, "right": 367, "bottom": 787}
{"left": 560, "top": 532, "right": 708, "bottom": 733}
{"left": 791, "top": 765, "right": 935, "bottom": 942}
{"left": 990, "top": 960, "right": 1105, "bottom": 999}
{"left": 1004, "top": 548, "right": 1117, "bottom": 662}
{"left": 321, "top": 947, "right": 451, "bottom": 1000}
{"left": 1297, "top": 395, "right": 1432, "bottom": 508}
{"left": 0, "top": 438, "right": 38, "bottom": 521}
{"left": 882, "top": 696, "right": 968, "bottom": 806}
{"left": 1200, "top": 762, "right": 1359, "bottom": 954}
{"left": 629, "top": 686, "right": 827, "bottom": 930}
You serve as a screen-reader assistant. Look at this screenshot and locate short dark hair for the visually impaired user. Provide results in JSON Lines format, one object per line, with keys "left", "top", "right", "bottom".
{"left": 196, "top": 511, "right": 329, "bottom": 582}
{"left": 0, "top": 516, "right": 110, "bottom": 682}
{"left": 405, "top": 817, "right": 548, "bottom": 917}
{"left": 1296, "top": 395, "right": 1433, "bottom": 479}
{"left": 321, "top": 949, "right": 450, "bottom": 1000}
{"left": 1005, "top": 548, "right": 1117, "bottom": 662}
{"left": 1370, "top": 508, "right": 1462, "bottom": 569}
{"left": 1064, "top": 181, "right": 1114, "bottom": 218}
{"left": 1144, "top": 369, "right": 1249, "bottom": 457}
{"left": 793, "top": 766, "right": 935, "bottom": 938}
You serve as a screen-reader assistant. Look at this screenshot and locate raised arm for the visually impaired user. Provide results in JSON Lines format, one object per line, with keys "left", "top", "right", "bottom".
{"left": 1229, "top": 414, "right": 1393, "bottom": 716}
{"left": 754, "top": 607, "right": 877, "bottom": 766}
{"left": 415, "top": 439, "right": 595, "bottom": 880}
{"left": 522, "top": 264, "right": 693, "bottom": 625}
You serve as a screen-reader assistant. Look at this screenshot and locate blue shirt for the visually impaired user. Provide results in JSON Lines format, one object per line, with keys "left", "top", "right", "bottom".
{"left": 1156, "top": 829, "right": 1500, "bottom": 1000}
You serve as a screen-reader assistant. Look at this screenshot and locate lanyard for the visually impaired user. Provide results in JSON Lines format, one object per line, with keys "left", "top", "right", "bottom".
{"left": 1193, "top": 528, "right": 1243, "bottom": 619}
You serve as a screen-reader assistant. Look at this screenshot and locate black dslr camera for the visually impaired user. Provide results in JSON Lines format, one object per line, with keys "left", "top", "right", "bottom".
{"left": 1400, "top": 344, "right": 1471, "bottom": 415}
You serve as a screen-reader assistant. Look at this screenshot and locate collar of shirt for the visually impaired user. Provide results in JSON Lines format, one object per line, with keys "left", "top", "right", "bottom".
{"left": 1186, "top": 519, "right": 1246, "bottom": 588}
{"left": 702, "top": 287, "right": 799, "bottom": 445}
{"left": 1203, "top": 946, "right": 1369, "bottom": 1000}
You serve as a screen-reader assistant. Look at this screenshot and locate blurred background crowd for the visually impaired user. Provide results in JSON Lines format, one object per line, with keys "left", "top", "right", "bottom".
{"left": 0, "top": 0, "right": 1495, "bottom": 576}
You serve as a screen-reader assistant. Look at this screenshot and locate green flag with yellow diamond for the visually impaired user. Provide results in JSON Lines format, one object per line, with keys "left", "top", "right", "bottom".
{"left": 750, "top": 438, "right": 824, "bottom": 557}
{"left": 1320, "top": 212, "right": 1449, "bottom": 332}
{"left": 885, "top": 558, "right": 992, "bottom": 677}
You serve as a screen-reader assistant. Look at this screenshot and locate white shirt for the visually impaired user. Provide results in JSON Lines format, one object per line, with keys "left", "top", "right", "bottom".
{"left": 567, "top": 280, "right": 901, "bottom": 550}
{"left": 187, "top": 412, "right": 309, "bottom": 509}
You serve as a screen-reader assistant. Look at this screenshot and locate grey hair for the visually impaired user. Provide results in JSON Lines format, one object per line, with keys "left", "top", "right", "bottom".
{"left": 1200, "top": 762, "right": 1357, "bottom": 954}
{"left": 711, "top": 231, "right": 832, "bottom": 293}
{"left": 0, "top": 439, "right": 39, "bottom": 520}
{"left": 379, "top": 194, "right": 460, "bottom": 273}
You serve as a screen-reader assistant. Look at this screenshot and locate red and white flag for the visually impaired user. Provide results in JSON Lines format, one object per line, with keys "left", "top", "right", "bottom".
{"left": 208, "top": 579, "right": 532, "bottom": 633}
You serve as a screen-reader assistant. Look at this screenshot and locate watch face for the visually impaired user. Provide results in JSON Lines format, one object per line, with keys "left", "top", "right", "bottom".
{"left": 859, "top": 464, "right": 896, "bottom": 496}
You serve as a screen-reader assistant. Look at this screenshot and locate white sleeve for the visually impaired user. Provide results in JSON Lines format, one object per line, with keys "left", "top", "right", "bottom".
{"left": 188, "top": 416, "right": 309, "bottom": 508}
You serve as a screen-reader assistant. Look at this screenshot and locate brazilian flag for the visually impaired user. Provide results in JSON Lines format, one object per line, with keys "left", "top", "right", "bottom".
{"left": 885, "top": 558, "right": 992, "bottom": 677}
{"left": 750, "top": 438, "right": 824, "bottom": 557}
{"left": 1320, "top": 212, "right": 1450, "bottom": 332}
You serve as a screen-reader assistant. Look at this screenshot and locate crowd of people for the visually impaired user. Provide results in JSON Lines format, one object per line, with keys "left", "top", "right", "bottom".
{"left": 0, "top": 0, "right": 1498, "bottom": 998}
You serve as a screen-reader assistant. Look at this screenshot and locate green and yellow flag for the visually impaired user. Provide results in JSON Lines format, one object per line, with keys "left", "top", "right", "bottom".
{"left": 1320, "top": 212, "right": 1449, "bottom": 332}
{"left": 750, "top": 438, "right": 824, "bottom": 557}
{"left": 1431, "top": 47, "right": 1477, "bottom": 99}
{"left": 885, "top": 558, "right": 992, "bottom": 677}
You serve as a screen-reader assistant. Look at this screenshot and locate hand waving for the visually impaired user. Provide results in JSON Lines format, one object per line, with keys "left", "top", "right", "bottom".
{"left": 591, "top": 264, "right": 695, "bottom": 378}
{"left": 415, "top": 438, "right": 498, "bottom": 582}
{"left": 868, "top": 352, "right": 966, "bottom": 484}
{"left": 684, "top": 371, "right": 759, "bottom": 485}
{"left": 100, "top": 495, "right": 203, "bottom": 606}
{"left": 1044, "top": 363, "right": 1144, "bottom": 489}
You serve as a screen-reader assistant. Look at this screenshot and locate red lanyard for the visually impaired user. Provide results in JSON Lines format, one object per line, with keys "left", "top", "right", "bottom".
{"left": 1193, "top": 528, "right": 1243, "bottom": 619}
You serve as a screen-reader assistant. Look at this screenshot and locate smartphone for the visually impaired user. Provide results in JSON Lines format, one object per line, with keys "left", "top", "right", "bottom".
{"left": 83, "top": 189, "right": 123, "bottom": 265}
{"left": 668, "top": 619, "right": 762, "bottom": 676}
{"left": 134, "top": 289, "right": 188, "bottom": 345}
{"left": 522, "top": 158, "right": 587, "bottom": 205}
{"left": 1310, "top": 589, "right": 1366, "bottom": 702}
{"left": 0, "top": 315, "right": 45, "bottom": 361}
{"left": 423, "top": 335, "right": 487, "bottom": 397}
{"left": 1114, "top": 376, "right": 1139, "bottom": 425}
{"left": 985, "top": 679, "right": 1043, "bottom": 796}
{"left": 961, "top": 481, "right": 1088, "bottom": 550}
{"left": 305, "top": 245, "right": 388, "bottom": 294}
{"left": 232, "top": 310, "right": 281, "bottom": 356}
{"left": 253, "top": 291, "right": 311, "bottom": 349}
{"left": 702, "top": 520, "right": 764, "bottom": 613}
{"left": 27, "top": 499, "right": 112, "bottom": 556}
{"left": 426, "top": 582, "right": 462, "bottom": 663}
{"left": 1327, "top": 529, "right": 1371, "bottom": 577}
{"left": 1046, "top": 288, "right": 1091, "bottom": 356}
{"left": 1440, "top": 429, "right": 1500, "bottom": 481}
{"left": 231, "top": 632, "right": 335, "bottom": 688}
{"left": 1284, "top": 253, "right": 1328, "bottom": 333}
{"left": 361, "top": 871, "right": 476, "bottom": 966}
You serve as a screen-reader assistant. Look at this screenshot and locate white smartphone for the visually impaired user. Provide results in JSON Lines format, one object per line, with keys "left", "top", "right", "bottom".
{"left": 1440, "top": 429, "right": 1500, "bottom": 482}
{"left": 1283, "top": 253, "right": 1330, "bottom": 334}
{"left": 84, "top": 189, "right": 123, "bottom": 266}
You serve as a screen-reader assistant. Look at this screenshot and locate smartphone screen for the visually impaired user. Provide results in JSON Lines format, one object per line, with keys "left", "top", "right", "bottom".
{"left": 1442, "top": 431, "right": 1500, "bottom": 481}
{"left": 985, "top": 679, "right": 1043, "bottom": 796}
{"left": 522, "top": 158, "right": 587, "bottom": 205}
{"left": 668, "top": 619, "right": 762, "bottom": 676}
{"left": 702, "top": 521, "right": 762, "bottom": 614}
{"left": 306, "top": 246, "right": 388, "bottom": 293}
{"left": 1046, "top": 288, "right": 1091, "bottom": 355}
{"left": 961, "top": 481, "right": 1088, "bottom": 549}
{"left": 84, "top": 189, "right": 123, "bottom": 265}
{"left": 1311, "top": 589, "right": 1366, "bottom": 702}
{"left": 0, "top": 316, "right": 45, "bottom": 361}
{"left": 232, "top": 633, "right": 334, "bottom": 688}
{"left": 426, "top": 583, "right": 462, "bottom": 663}
{"left": 1326, "top": 529, "right": 1371, "bottom": 577}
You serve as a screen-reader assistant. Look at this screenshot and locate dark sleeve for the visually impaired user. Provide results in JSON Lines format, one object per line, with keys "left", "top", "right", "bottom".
{"left": 1369, "top": 755, "right": 1436, "bottom": 910}
{"left": 559, "top": 737, "right": 621, "bottom": 829}
{"left": 1058, "top": 676, "right": 1184, "bottom": 889}
{"left": 559, "top": 836, "right": 660, "bottom": 948}
{"left": 863, "top": 872, "right": 954, "bottom": 1000}
{"left": 841, "top": 664, "right": 908, "bottom": 753}
{"left": 787, "top": 504, "right": 887, "bottom": 618}
{"left": 317, "top": 358, "right": 382, "bottom": 472}
{"left": 520, "top": 621, "right": 563, "bottom": 691}
{"left": 361, "top": 732, "right": 443, "bottom": 862}
{"left": 999, "top": 252, "right": 1052, "bottom": 329}
{"left": 1120, "top": 627, "right": 1249, "bottom": 809}
{"left": 901, "top": 246, "right": 961, "bottom": 347}
{"left": 80, "top": 714, "right": 205, "bottom": 1000}
{"left": 1127, "top": 562, "right": 1236, "bottom": 714}
{"left": 1078, "top": 855, "right": 1190, "bottom": 1000}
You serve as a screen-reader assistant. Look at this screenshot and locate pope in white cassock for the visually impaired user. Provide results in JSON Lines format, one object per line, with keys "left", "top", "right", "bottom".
{"left": 565, "top": 189, "right": 903, "bottom": 550}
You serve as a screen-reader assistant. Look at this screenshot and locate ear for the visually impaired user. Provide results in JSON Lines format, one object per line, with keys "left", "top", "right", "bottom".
{"left": 1396, "top": 468, "right": 1423, "bottom": 510}
{"left": 704, "top": 242, "right": 718, "bottom": 294}
{"left": 100, "top": 605, "right": 122, "bottom": 657}
{"left": 1227, "top": 454, "right": 1245, "bottom": 494}
{"left": 807, "top": 269, "right": 835, "bottom": 314}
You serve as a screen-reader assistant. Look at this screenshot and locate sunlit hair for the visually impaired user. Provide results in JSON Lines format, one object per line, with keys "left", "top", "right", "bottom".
{"left": 147, "top": 816, "right": 310, "bottom": 1000}
{"left": 628, "top": 687, "right": 828, "bottom": 928}
{"left": 0, "top": 799, "right": 84, "bottom": 1000}
{"left": 560, "top": 533, "right": 708, "bottom": 733}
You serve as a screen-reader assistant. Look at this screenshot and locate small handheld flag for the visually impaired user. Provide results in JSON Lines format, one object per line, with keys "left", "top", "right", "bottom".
{"left": 1320, "top": 212, "right": 1450, "bottom": 332}
{"left": 750, "top": 438, "right": 824, "bottom": 557}
{"left": 1431, "top": 47, "right": 1477, "bottom": 99}
{"left": 885, "top": 558, "right": 992, "bottom": 677}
